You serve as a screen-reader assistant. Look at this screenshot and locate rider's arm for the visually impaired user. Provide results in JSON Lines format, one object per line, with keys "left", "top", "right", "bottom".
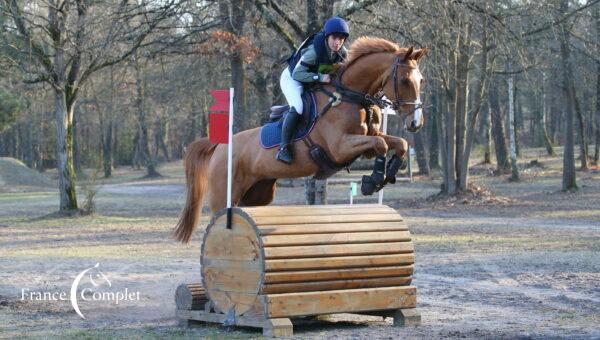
{"left": 292, "top": 46, "right": 325, "bottom": 83}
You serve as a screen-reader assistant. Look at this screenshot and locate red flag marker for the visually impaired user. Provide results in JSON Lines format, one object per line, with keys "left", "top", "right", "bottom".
{"left": 209, "top": 113, "right": 229, "bottom": 144}
{"left": 209, "top": 90, "right": 230, "bottom": 113}
{"left": 208, "top": 89, "right": 231, "bottom": 144}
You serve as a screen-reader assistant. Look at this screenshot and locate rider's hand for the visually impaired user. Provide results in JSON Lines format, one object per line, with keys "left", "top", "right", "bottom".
{"left": 320, "top": 74, "right": 331, "bottom": 83}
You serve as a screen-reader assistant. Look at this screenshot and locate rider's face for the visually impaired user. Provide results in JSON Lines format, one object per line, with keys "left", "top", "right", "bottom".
{"left": 327, "top": 34, "right": 346, "bottom": 52}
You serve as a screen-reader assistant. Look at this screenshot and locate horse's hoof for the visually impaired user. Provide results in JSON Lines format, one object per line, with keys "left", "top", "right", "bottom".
{"left": 361, "top": 175, "right": 376, "bottom": 196}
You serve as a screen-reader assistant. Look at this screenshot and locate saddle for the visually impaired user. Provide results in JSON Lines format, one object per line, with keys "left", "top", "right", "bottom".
{"left": 259, "top": 92, "right": 317, "bottom": 149}
{"left": 267, "top": 92, "right": 314, "bottom": 122}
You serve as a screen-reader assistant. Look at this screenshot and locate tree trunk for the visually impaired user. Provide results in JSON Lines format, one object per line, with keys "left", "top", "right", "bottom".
{"left": 507, "top": 77, "right": 520, "bottom": 181}
{"left": 513, "top": 79, "right": 521, "bottom": 157}
{"left": 444, "top": 86, "right": 457, "bottom": 194}
{"left": 540, "top": 73, "right": 555, "bottom": 155}
{"left": 489, "top": 79, "right": 510, "bottom": 172}
{"left": 73, "top": 111, "right": 81, "bottom": 173}
{"left": 414, "top": 130, "right": 430, "bottom": 175}
{"left": 153, "top": 118, "right": 170, "bottom": 162}
{"left": 23, "top": 122, "right": 33, "bottom": 168}
{"left": 483, "top": 104, "right": 492, "bottom": 164}
{"left": 437, "top": 89, "right": 447, "bottom": 176}
{"left": 459, "top": 14, "right": 489, "bottom": 190}
{"left": 454, "top": 23, "right": 470, "bottom": 192}
{"left": 220, "top": 0, "right": 248, "bottom": 131}
{"left": 428, "top": 91, "right": 440, "bottom": 169}
{"left": 594, "top": 6, "right": 600, "bottom": 165}
{"left": 319, "top": 1, "right": 334, "bottom": 25}
{"left": 596, "top": 60, "right": 600, "bottom": 164}
{"left": 55, "top": 87, "right": 78, "bottom": 211}
{"left": 306, "top": 0, "right": 319, "bottom": 35}
{"left": 102, "top": 120, "right": 113, "bottom": 177}
{"left": 559, "top": 0, "right": 577, "bottom": 191}
{"left": 572, "top": 89, "right": 588, "bottom": 170}
{"left": 134, "top": 55, "right": 160, "bottom": 177}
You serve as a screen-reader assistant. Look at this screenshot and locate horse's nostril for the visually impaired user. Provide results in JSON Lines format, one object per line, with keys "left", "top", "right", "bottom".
{"left": 410, "top": 121, "right": 417, "bottom": 129}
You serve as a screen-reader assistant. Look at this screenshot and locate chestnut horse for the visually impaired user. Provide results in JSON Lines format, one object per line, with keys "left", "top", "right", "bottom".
{"left": 175, "top": 37, "right": 427, "bottom": 243}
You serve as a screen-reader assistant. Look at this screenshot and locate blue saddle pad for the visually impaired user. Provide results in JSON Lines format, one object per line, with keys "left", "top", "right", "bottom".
{"left": 260, "top": 93, "right": 317, "bottom": 149}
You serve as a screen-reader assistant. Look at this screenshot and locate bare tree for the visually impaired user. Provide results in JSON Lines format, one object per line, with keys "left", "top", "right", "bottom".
{"left": 559, "top": 0, "right": 578, "bottom": 191}
{"left": 0, "top": 0, "right": 191, "bottom": 212}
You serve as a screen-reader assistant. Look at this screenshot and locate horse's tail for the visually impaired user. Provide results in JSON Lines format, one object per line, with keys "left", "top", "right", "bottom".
{"left": 174, "top": 138, "right": 217, "bottom": 244}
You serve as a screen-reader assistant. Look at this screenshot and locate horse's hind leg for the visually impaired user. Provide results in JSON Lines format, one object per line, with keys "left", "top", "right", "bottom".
{"left": 239, "top": 179, "right": 277, "bottom": 207}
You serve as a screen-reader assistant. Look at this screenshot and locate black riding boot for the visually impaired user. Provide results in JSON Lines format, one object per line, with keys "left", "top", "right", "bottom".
{"left": 276, "top": 108, "right": 301, "bottom": 165}
{"left": 361, "top": 155, "right": 386, "bottom": 195}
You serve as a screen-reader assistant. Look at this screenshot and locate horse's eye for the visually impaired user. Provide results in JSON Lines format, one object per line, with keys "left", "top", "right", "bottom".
{"left": 402, "top": 78, "right": 410, "bottom": 86}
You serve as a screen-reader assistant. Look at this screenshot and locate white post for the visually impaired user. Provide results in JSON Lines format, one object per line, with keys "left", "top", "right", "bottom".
{"left": 378, "top": 106, "right": 390, "bottom": 205}
{"left": 226, "top": 87, "right": 234, "bottom": 209}
{"left": 349, "top": 185, "right": 353, "bottom": 205}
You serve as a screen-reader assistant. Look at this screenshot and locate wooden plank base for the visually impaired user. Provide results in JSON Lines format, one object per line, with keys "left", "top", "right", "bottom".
{"left": 176, "top": 307, "right": 421, "bottom": 336}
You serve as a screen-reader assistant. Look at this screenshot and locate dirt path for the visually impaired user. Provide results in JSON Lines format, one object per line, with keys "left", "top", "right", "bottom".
{"left": 1, "top": 163, "right": 599, "bottom": 338}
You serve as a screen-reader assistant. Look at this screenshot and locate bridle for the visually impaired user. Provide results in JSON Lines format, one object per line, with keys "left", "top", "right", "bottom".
{"left": 334, "top": 55, "right": 423, "bottom": 116}
{"left": 379, "top": 56, "right": 423, "bottom": 114}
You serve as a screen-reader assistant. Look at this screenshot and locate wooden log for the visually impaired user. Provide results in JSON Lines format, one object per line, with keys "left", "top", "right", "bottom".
{"left": 199, "top": 205, "right": 418, "bottom": 320}
{"left": 244, "top": 206, "right": 396, "bottom": 217}
{"left": 175, "top": 283, "right": 208, "bottom": 311}
{"left": 201, "top": 212, "right": 264, "bottom": 315}
{"left": 262, "top": 230, "right": 411, "bottom": 246}
{"left": 265, "top": 286, "right": 417, "bottom": 318}
{"left": 263, "top": 276, "right": 412, "bottom": 294}
{"left": 253, "top": 213, "right": 402, "bottom": 226}
{"left": 265, "top": 253, "right": 414, "bottom": 271}
{"left": 264, "top": 265, "right": 414, "bottom": 283}
{"left": 263, "top": 241, "right": 414, "bottom": 259}
{"left": 259, "top": 221, "right": 407, "bottom": 235}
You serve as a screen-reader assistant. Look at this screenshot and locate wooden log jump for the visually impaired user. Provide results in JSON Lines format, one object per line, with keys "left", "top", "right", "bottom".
{"left": 175, "top": 204, "right": 421, "bottom": 336}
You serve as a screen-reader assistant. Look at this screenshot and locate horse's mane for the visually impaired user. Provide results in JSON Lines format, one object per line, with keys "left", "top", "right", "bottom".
{"left": 345, "top": 37, "right": 406, "bottom": 66}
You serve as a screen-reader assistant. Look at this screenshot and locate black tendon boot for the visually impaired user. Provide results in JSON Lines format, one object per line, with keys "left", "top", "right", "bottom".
{"left": 361, "top": 155, "right": 387, "bottom": 195}
{"left": 385, "top": 154, "right": 406, "bottom": 184}
{"left": 276, "top": 108, "right": 301, "bottom": 164}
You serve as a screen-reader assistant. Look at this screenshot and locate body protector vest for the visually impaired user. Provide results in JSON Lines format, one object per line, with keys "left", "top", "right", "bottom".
{"left": 287, "top": 32, "right": 346, "bottom": 74}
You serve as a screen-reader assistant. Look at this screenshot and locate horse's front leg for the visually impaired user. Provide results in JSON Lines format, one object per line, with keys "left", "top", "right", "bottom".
{"left": 328, "top": 134, "right": 388, "bottom": 164}
{"left": 370, "top": 134, "right": 410, "bottom": 186}
{"left": 327, "top": 134, "right": 388, "bottom": 196}
{"left": 379, "top": 134, "right": 408, "bottom": 159}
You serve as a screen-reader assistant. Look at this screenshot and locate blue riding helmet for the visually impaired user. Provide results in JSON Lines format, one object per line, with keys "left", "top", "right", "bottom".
{"left": 324, "top": 17, "right": 349, "bottom": 38}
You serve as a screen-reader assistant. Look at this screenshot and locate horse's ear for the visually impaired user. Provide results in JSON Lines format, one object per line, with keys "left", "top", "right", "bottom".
{"left": 403, "top": 46, "right": 414, "bottom": 63}
{"left": 414, "top": 48, "right": 428, "bottom": 61}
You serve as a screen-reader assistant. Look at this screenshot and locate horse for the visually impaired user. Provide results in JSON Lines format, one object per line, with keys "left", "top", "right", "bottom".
{"left": 174, "top": 37, "right": 427, "bottom": 243}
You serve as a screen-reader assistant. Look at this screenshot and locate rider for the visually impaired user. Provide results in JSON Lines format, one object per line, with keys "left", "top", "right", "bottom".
{"left": 276, "top": 16, "right": 350, "bottom": 164}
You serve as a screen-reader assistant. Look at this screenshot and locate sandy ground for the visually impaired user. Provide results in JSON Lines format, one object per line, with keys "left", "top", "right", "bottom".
{"left": 0, "top": 150, "right": 599, "bottom": 339}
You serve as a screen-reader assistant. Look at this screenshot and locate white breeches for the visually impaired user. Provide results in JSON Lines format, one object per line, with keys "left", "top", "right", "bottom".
{"left": 280, "top": 68, "right": 304, "bottom": 114}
